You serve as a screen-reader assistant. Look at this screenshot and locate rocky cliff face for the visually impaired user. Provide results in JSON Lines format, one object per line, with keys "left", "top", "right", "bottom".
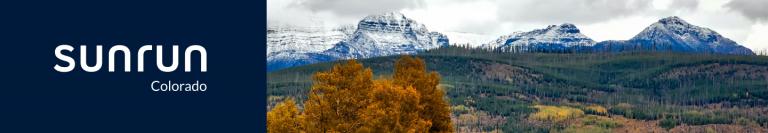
{"left": 323, "top": 12, "right": 449, "bottom": 59}
{"left": 267, "top": 12, "right": 449, "bottom": 71}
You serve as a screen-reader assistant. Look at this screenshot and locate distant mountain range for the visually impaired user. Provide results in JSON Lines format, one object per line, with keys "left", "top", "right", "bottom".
{"left": 267, "top": 13, "right": 755, "bottom": 71}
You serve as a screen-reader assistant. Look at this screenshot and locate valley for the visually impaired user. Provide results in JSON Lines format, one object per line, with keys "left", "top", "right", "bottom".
{"left": 268, "top": 46, "right": 768, "bottom": 132}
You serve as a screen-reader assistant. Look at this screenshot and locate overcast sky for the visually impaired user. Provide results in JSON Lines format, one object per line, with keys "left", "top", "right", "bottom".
{"left": 268, "top": 0, "right": 768, "bottom": 51}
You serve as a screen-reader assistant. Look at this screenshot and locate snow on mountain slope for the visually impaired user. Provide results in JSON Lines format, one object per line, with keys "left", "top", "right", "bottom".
{"left": 483, "top": 23, "right": 596, "bottom": 52}
{"left": 594, "top": 16, "right": 754, "bottom": 55}
{"left": 323, "top": 12, "right": 449, "bottom": 59}
{"left": 630, "top": 16, "right": 754, "bottom": 55}
{"left": 267, "top": 15, "right": 756, "bottom": 71}
{"left": 267, "top": 25, "right": 355, "bottom": 57}
{"left": 266, "top": 25, "right": 355, "bottom": 71}
{"left": 268, "top": 12, "right": 449, "bottom": 71}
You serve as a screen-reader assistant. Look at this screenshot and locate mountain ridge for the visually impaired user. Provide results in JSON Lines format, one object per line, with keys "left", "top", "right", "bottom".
{"left": 267, "top": 12, "right": 449, "bottom": 71}
{"left": 483, "top": 23, "right": 596, "bottom": 52}
{"left": 268, "top": 15, "right": 756, "bottom": 71}
{"left": 592, "top": 16, "right": 754, "bottom": 55}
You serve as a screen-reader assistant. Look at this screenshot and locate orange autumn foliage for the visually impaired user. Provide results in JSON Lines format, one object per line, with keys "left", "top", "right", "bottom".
{"left": 358, "top": 80, "right": 432, "bottom": 132}
{"left": 267, "top": 56, "right": 454, "bottom": 133}
{"left": 267, "top": 99, "right": 301, "bottom": 133}
{"left": 393, "top": 56, "right": 454, "bottom": 132}
{"left": 302, "top": 60, "right": 373, "bottom": 132}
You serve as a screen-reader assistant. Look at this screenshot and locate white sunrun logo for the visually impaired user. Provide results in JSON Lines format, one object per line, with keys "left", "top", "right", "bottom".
{"left": 54, "top": 45, "right": 207, "bottom": 72}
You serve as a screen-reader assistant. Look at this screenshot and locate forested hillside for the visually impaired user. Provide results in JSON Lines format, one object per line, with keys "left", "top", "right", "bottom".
{"left": 268, "top": 46, "right": 768, "bottom": 132}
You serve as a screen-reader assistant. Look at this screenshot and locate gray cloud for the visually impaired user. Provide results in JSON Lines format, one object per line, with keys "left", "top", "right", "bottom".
{"left": 293, "top": 0, "right": 425, "bottom": 18}
{"left": 670, "top": 0, "right": 699, "bottom": 10}
{"left": 725, "top": 0, "right": 768, "bottom": 22}
{"left": 496, "top": 0, "right": 654, "bottom": 24}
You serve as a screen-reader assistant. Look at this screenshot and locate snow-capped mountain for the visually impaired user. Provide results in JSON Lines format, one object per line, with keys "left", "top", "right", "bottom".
{"left": 268, "top": 15, "right": 755, "bottom": 71}
{"left": 323, "top": 12, "right": 449, "bottom": 59}
{"left": 483, "top": 23, "right": 596, "bottom": 52}
{"left": 266, "top": 25, "right": 356, "bottom": 71}
{"left": 267, "top": 25, "right": 355, "bottom": 55}
{"left": 593, "top": 16, "right": 754, "bottom": 55}
{"left": 267, "top": 12, "right": 449, "bottom": 71}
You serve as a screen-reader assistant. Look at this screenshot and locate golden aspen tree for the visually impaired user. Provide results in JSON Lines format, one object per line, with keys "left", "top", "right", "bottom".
{"left": 267, "top": 99, "right": 301, "bottom": 133}
{"left": 393, "top": 56, "right": 454, "bottom": 132}
{"left": 358, "top": 80, "right": 431, "bottom": 133}
{"left": 302, "top": 60, "right": 373, "bottom": 132}
{"left": 268, "top": 57, "right": 455, "bottom": 132}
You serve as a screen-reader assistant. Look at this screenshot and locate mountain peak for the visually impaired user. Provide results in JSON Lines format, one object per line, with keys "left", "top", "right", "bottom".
{"left": 484, "top": 23, "right": 595, "bottom": 51}
{"left": 362, "top": 12, "right": 408, "bottom": 22}
{"left": 324, "top": 12, "right": 448, "bottom": 59}
{"left": 658, "top": 16, "right": 689, "bottom": 25}
{"left": 549, "top": 23, "right": 580, "bottom": 34}
{"left": 621, "top": 16, "right": 755, "bottom": 55}
{"left": 535, "top": 23, "right": 579, "bottom": 34}
{"left": 558, "top": 23, "right": 577, "bottom": 28}
{"left": 268, "top": 12, "right": 448, "bottom": 71}
{"left": 639, "top": 16, "right": 716, "bottom": 39}
{"left": 356, "top": 12, "right": 427, "bottom": 33}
